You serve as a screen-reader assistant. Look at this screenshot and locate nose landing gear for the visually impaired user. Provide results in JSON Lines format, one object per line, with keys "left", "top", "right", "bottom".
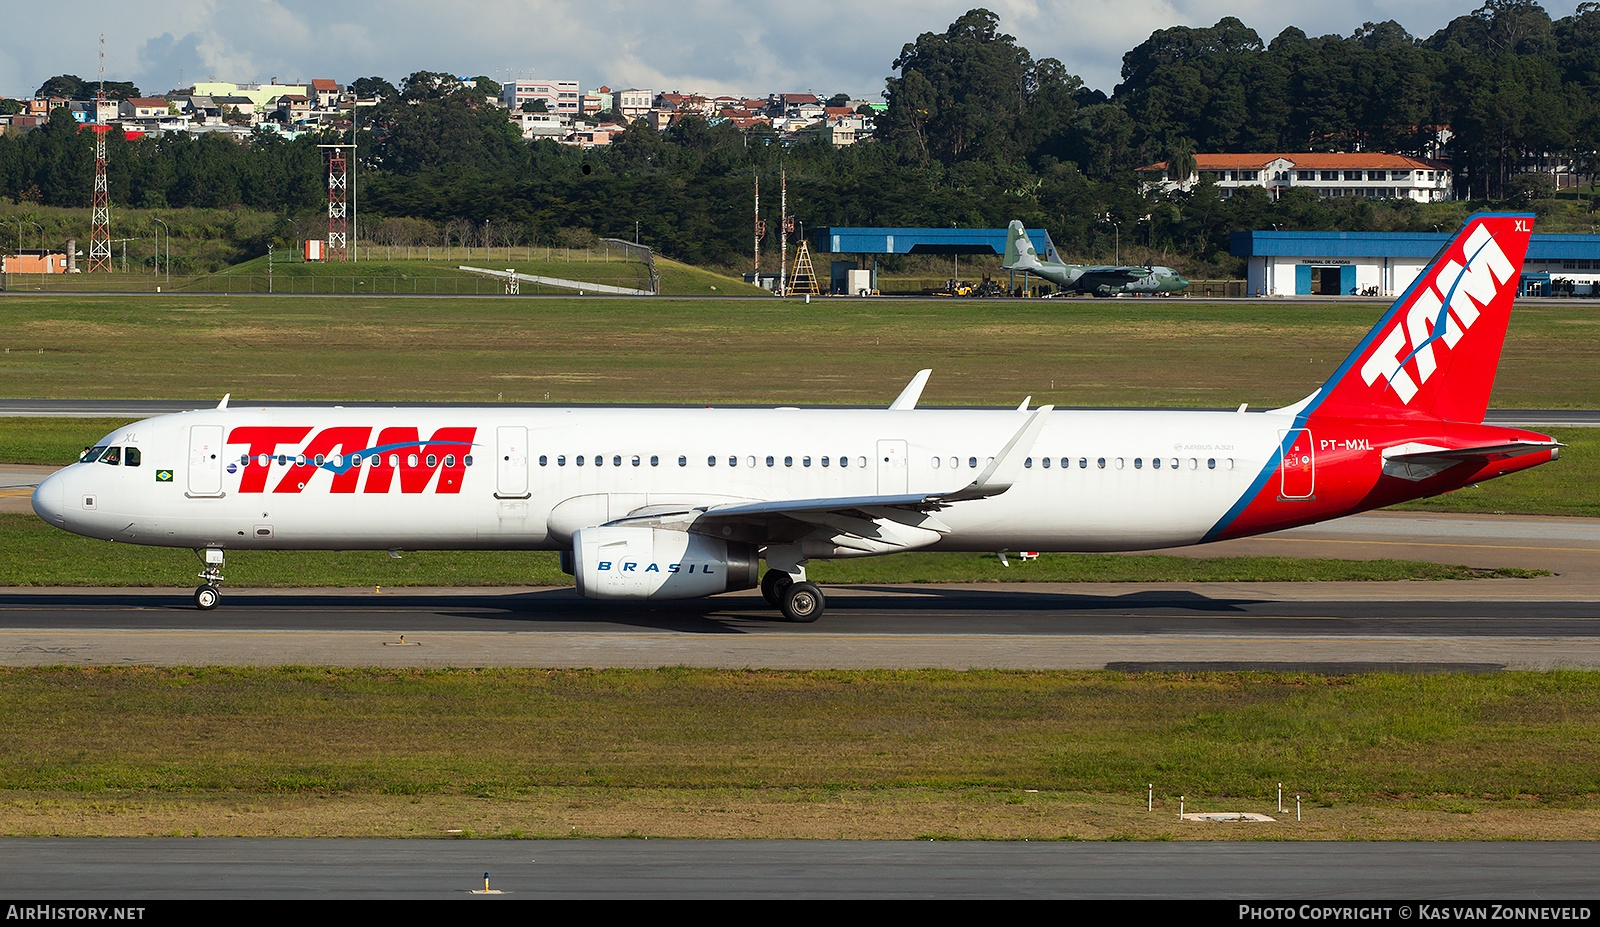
{"left": 194, "top": 548, "right": 225, "bottom": 610}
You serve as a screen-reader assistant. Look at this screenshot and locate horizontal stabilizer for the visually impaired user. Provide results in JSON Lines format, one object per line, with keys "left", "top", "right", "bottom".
{"left": 1381, "top": 440, "right": 1561, "bottom": 481}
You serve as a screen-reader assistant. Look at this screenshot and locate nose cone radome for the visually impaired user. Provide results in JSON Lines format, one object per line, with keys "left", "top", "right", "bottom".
{"left": 31, "top": 470, "right": 66, "bottom": 525}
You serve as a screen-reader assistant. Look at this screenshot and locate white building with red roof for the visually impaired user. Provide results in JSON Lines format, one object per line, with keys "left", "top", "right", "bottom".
{"left": 1140, "top": 153, "right": 1453, "bottom": 202}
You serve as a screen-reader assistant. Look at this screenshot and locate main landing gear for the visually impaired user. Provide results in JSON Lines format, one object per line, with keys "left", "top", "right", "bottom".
{"left": 194, "top": 548, "right": 225, "bottom": 610}
{"left": 761, "top": 568, "right": 825, "bottom": 622}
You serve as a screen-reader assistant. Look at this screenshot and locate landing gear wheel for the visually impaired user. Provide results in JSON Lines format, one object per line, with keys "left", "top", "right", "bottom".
{"left": 194, "top": 584, "right": 220, "bottom": 610}
{"left": 761, "top": 569, "right": 794, "bottom": 607}
{"left": 780, "top": 582, "right": 825, "bottom": 623}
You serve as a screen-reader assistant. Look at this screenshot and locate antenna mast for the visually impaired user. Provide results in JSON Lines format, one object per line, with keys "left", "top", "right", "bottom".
{"left": 88, "top": 34, "right": 112, "bottom": 274}
{"left": 779, "top": 167, "right": 788, "bottom": 297}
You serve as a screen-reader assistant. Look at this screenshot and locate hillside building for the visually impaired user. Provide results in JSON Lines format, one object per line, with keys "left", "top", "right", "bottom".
{"left": 1142, "top": 153, "right": 1453, "bottom": 203}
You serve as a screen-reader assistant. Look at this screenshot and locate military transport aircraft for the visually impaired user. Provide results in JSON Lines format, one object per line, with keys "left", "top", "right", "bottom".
{"left": 1003, "top": 220, "right": 1189, "bottom": 296}
{"left": 33, "top": 214, "right": 1558, "bottom": 622}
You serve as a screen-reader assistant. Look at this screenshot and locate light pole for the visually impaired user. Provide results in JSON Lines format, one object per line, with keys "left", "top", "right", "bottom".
{"left": 14, "top": 218, "right": 41, "bottom": 253}
{"left": 350, "top": 100, "right": 376, "bottom": 263}
{"left": 151, "top": 216, "right": 169, "bottom": 287}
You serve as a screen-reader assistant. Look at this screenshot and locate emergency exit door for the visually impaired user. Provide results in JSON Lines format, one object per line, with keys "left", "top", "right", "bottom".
{"left": 1279, "top": 429, "right": 1315, "bottom": 499}
{"left": 187, "top": 425, "right": 224, "bottom": 496}
{"left": 496, "top": 425, "right": 529, "bottom": 498}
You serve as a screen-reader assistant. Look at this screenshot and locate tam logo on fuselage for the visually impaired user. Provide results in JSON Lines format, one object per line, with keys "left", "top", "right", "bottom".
{"left": 1358, "top": 223, "right": 1515, "bottom": 404}
{"left": 226, "top": 426, "right": 477, "bottom": 494}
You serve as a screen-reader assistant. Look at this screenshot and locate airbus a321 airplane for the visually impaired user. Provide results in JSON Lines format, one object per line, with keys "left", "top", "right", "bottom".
{"left": 33, "top": 213, "right": 1560, "bottom": 622}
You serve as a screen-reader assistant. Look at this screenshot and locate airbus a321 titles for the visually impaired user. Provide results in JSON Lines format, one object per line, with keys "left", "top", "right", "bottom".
{"left": 33, "top": 214, "right": 1560, "bottom": 622}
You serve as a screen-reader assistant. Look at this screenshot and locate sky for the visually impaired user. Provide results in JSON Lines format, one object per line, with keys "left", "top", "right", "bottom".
{"left": 1, "top": 1, "right": 1591, "bottom": 102}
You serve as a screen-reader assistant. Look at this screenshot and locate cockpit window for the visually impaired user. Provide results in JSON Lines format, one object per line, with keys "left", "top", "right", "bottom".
{"left": 125, "top": 448, "right": 141, "bottom": 467}
{"left": 101, "top": 447, "right": 121, "bottom": 466}
{"left": 81, "top": 446, "right": 108, "bottom": 463}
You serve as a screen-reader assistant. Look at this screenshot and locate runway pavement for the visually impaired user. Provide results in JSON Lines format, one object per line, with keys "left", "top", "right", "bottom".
{"left": 4, "top": 838, "right": 1599, "bottom": 899}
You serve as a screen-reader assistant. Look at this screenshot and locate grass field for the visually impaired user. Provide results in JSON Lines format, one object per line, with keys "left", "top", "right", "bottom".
{"left": 1, "top": 295, "right": 1596, "bottom": 407}
{"left": 2, "top": 667, "right": 1599, "bottom": 839}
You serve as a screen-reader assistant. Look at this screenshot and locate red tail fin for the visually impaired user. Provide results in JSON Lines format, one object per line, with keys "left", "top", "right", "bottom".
{"left": 1314, "top": 213, "right": 1534, "bottom": 423}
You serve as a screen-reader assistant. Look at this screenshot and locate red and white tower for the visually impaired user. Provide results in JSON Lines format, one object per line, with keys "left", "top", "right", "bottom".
{"left": 322, "top": 145, "right": 350, "bottom": 262}
{"left": 88, "top": 125, "right": 111, "bottom": 273}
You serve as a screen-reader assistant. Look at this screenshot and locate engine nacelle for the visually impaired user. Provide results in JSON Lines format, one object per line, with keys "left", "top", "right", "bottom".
{"left": 572, "top": 526, "right": 759, "bottom": 600}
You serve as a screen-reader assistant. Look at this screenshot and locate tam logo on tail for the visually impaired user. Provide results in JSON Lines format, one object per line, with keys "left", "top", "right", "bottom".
{"left": 1317, "top": 214, "right": 1534, "bottom": 423}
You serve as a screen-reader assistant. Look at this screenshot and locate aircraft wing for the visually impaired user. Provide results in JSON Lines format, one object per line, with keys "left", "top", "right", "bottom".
{"left": 1074, "top": 266, "right": 1148, "bottom": 288}
{"left": 605, "top": 405, "right": 1054, "bottom": 552}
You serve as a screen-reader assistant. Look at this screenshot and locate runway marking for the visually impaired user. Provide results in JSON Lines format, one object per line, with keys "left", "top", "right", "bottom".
{"left": 1245, "top": 538, "right": 1600, "bottom": 553}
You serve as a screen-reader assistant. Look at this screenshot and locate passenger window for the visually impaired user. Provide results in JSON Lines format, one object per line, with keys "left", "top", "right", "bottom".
{"left": 678, "top": 456, "right": 686, "bottom": 467}
{"left": 315, "top": 454, "right": 326, "bottom": 466}
{"left": 708, "top": 456, "right": 716, "bottom": 467}
{"left": 1207, "top": 458, "right": 1216, "bottom": 469}
{"left": 558, "top": 455, "right": 567, "bottom": 466}
{"left": 804, "top": 457, "right": 812, "bottom": 467}
{"left": 968, "top": 457, "right": 977, "bottom": 469}
{"left": 445, "top": 455, "right": 455, "bottom": 467}
{"left": 1116, "top": 458, "right": 1125, "bottom": 469}
{"left": 594, "top": 455, "right": 603, "bottom": 467}
{"left": 932, "top": 457, "right": 941, "bottom": 469}
{"left": 539, "top": 455, "right": 547, "bottom": 466}
{"left": 729, "top": 456, "right": 737, "bottom": 467}
{"left": 1170, "top": 458, "right": 1179, "bottom": 470}
{"left": 1097, "top": 458, "right": 1105, "bottom": 469}
{"left": 633, "top": 456, "right": 641, "bottom": 467}
{"left": 1024, "top": 457, "right": 1033, "bottom": 468}
{"left": 766, "top": 456, "right": 774, "bottom": 467}
{"left": 1079, "top": 458, "right": 1088, "bottom": 469}
{"left": 614, "top": 455, "right": 622, "bottom": 467}
{"left": 1041, "top": 457, "right": 1050, "bottom": 469}
{"left": 1151, "top": 457, "right": 1160, "bottom": 469}
{"left": 747, "top": 456, "right": 757, "bottom": 468}
{"left": 649, "top": 456, "right": 658, "bottom": 467}
{"left": 125, "top": 448, "right": 141, "bottom": 467}
{"left": 465, "top": 455, "right": 473, "bottom": 466}
{"left": 822, "top": 457, "right": 830, "bottom": 467}
{"left": 840, "top": 456, "right": 849, "bottom": 469}
{"left": 784, "top": 456, "right": 792, "bottom": 467}
{"left": 577, "top": 456, "right": 585, "bottom": 466}
{"left": 406, "top": 454, "right": 417, "bottom": 467}
{"left": 297, "top": 455, "right": 308, "bottom": 466}
{"left": 1134, "top": 458, "right": 1143, "bottom": 469}
{"left": 950, "top": 457, "right": 958, "bottom": 469}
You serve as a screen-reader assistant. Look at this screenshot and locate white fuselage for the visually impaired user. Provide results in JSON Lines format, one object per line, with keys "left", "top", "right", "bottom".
{"left": 36, "top": 405, "right": 1283, "bottom": 555}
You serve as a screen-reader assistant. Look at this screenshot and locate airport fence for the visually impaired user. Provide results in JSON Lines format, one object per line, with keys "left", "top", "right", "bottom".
{"left": 0, "top": 274, "right": 648, "bottom": 296}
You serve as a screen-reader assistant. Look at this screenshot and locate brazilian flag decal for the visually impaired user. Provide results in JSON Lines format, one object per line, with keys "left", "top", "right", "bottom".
{"left": 156, "top": 470, "right": 173, "bottom": 482}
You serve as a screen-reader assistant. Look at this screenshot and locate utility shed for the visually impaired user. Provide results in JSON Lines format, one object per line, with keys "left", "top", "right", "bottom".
{"left": 1230, "top": 229, "right": 1600, "bottom": 297}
